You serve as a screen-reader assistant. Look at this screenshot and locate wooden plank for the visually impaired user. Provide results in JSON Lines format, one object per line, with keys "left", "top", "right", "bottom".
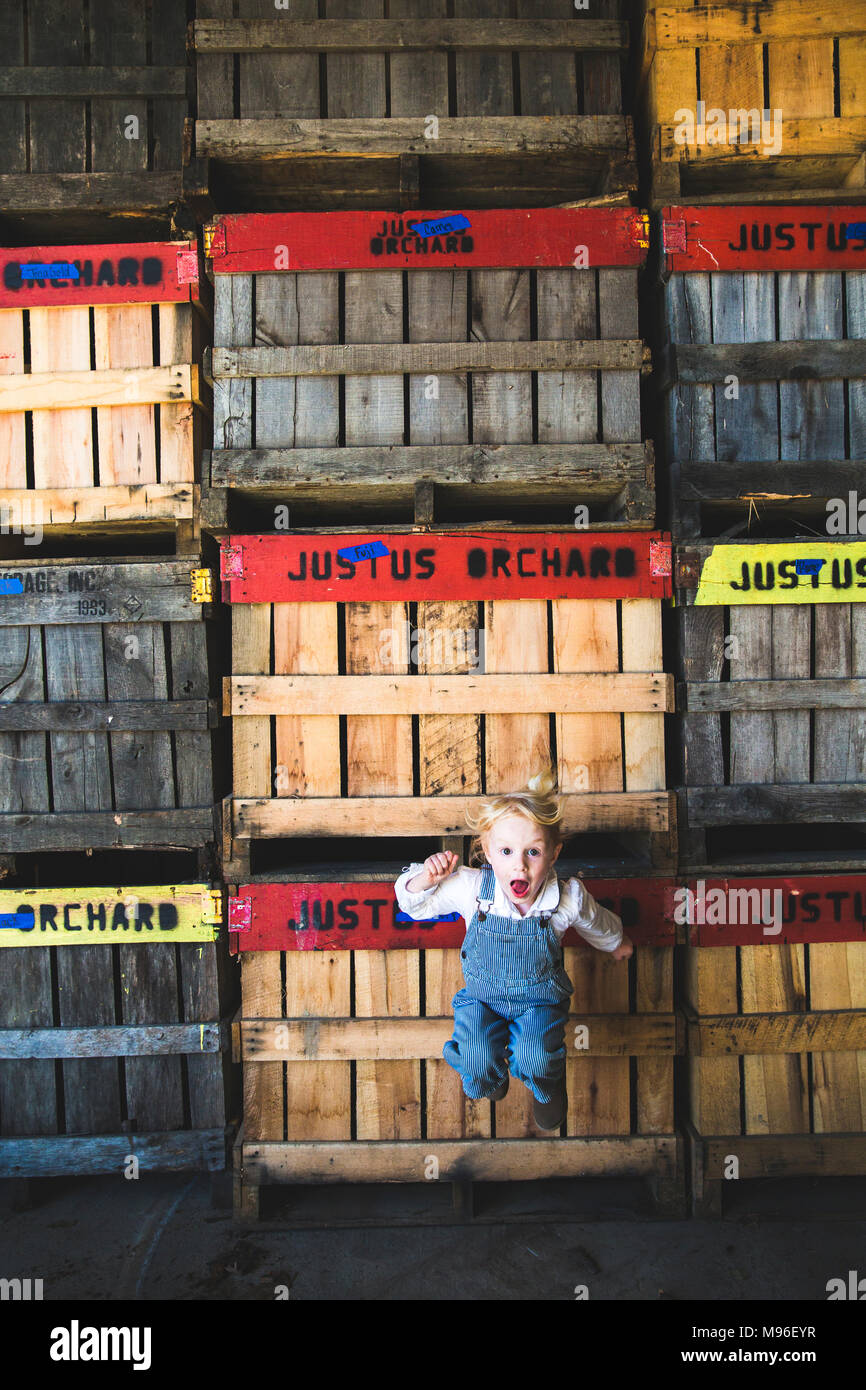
{"left": 208, "top": 208, "right": 649, "bottom": 273}
{"left": 27, "top": 0, "right": 86, "bottom": 177}
{"left": 663, "top": 205, "right": 866, "bottom": 275}
{"left": 0, "top": 171, "right": 182, "bottom": 215}
{"left": 684, "top": 678, "right": 866, "bottom": 712}
{"left": 0, "top": 66, "right": 185, "bottom": 98}
{"left": 0, "top": 313, "right": 25, "bottom": 487}
{"left": 0, "top": 242, "right": 199, "bottom": 310}
{"left": 701, "top": 1134, "right": 866, "bottom": 1180}
{"left": 104, "top": 621, "right": 174, "bottom": 816}
{"left": 389, "top": 0, "right": 448, "bottom": 122}
{"left": 169, "top": 626, "right": 215, "bottom": 817}
{"left": 29, "top": 306, "right": 93, "bottom": 491}
{"left": 195, "top": 18, "right": 627, "bottom": 52}
{"left": 0, "top": 562, "right": 206, "bottom": 627}
{"left": 653, "top": 2, "right": 866, "bottom": 48}
{"left": 0, "top": 365, "right": 199, "bottom": 415}
{"left": 213, "top": 275, "right": 253, "bottom": 453}
{"left": 0, "top": 1023, "right": 226, "bottom": 1059}
{"left": 213, "top": 339, "right": 647, "bottom": 378}
{"left": 0, "top": 947, "right": 57, "bottom": 1138}
{"left": 151, "top": 0, "right": 189, "bottom": 172}
{"left": 88, "top": 0, "right": 148, "bottom": 179}
{"left": 43, "top": 625, "right": 111, "bottom": 822}
{"left": 686, "top": 784, "right": 866, "bottom": 825}
{"left": 94, "top": 305, "right": 157, "bottom": 486}
{"left": 691, "top": 541, "right": 866, "bottom": 607}
{"left": 672, "top": 340, "right": 866, "bottom": 384}
{"left": 229, "top": 672, "right": 672, "bottom": 717}
{"left": 238, "top": 0, "right": 318, "bottom": 121}
{"left": 179, "top": 939, "right": 232, "bottom": 1133}
{"left": 243, "top": 1135, "right": 675, "bottom": 1183}
{"left": 0, "top": 0, "right": 26, "bottom": 181}
{"left": 582, "top": 0, "right": 623, "bottom": 118}
{"left": 240, "top": 1013, "right": 678, "bottom": 1060}
{"left": 690, "top": 1011, "right": 866, "bottom": 1057}
{"left": 327, "top": 0, "right": 386, "bottom": 123}
{"left": 676, "top": 459, "right": 865, "bottom": 504}
{"left": 158, "top": 304, "right": 197, "bottom": 487}
{"left": 485, "top": 595, "right": 551, "bottom": 1139}
{"left": 0, "top": 1130, "right": 227, "bottom": 1177}
{"left": 0, "top": 884, "right": 221, "bottom": 947}
{"left": 0, "top": 810, "right": 215, "bottom": 855}
{"left": 195, "top": 114, "right": 633, "bottom": 158}
{"left": 196, "top": 0, "right": 235, "bottom": 122}
{"left": 0, "top": 484, "right": 195, "bottom": 528}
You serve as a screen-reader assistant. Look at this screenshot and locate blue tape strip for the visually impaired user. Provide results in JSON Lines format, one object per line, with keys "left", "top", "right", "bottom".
{"left": 0, "top": 910, "right": 36, "bottom": 930}
{"left": 408, "top": 215, "right": 472, "bottom": 239}
{"left": 20, "top": 263, "right": 80, "bottom": 280}
{"left": 794, "top": 558, "right": 826, "bottom": 576}
{"left": 336, "top": 541, "right": 390, "bottom": 563}
{"left": 395, "top": 911, "right": 462, "bottom": 923}
{"left": 846, "top": 222, "right": 866, "bottom": 240}
{"left": 0, "top": 577, "right": 24, "bottom": 594}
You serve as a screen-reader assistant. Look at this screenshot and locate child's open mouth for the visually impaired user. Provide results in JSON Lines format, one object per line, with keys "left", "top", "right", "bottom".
{"left": 510, "top": 879, "right": 530, "bottom": 898}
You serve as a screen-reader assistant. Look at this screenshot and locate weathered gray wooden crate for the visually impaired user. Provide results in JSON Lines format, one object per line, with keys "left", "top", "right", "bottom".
{"left": 193, "top": 0, "right": 635, "bottom": 209}
{"left": 0, "top": 882, "right": 237, "bottom": 1183}
{"left": 659, "top": 205, "right": 866, "bottom": 539}
{"left": 204, "top": 208, "right": 653, "bottom": 530}
{"left": 0, "top": 559, "right": 218, "bottom": 859}
{"left": 0, "top": 0, "right": 207, "bottom": 242}
{"left": 675, "top": 539, "right": 866, "bottom": 875}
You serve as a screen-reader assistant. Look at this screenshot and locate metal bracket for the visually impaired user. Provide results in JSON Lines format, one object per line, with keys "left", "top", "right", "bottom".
{"left": 649, "top": 538, "right": 672, "bottom": 578}
{"left": 190, "top": 568, "right": 213, "bottom": 604}
{"left": 675, "top": 550, "right": 701, "bottom": 589}
{"left": 203, "top": 221, "right": 226, "bottom": 260}
{"left": 662, "top": 217, "right": 687, "bottom": 254}
{"left": 220, "top": 544, "right": 244, "bottom": 581}
{"left": 228, "top": 897, "right": 252, "bottom": 932}
{"left": 175, "top": 246, "right": 200, "bottom": 286}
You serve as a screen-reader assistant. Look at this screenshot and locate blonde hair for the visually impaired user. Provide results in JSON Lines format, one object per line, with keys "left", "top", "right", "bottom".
{"left": 466, "top": 768, "right": 563, "bottom": 865}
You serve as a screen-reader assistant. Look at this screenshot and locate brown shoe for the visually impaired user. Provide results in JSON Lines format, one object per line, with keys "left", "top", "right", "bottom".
{"left": 489, "top": 1076, "right": 509, "bottom": 1102}
{"left": 533, "top": 1080, "right": 566, "bottom": 1130}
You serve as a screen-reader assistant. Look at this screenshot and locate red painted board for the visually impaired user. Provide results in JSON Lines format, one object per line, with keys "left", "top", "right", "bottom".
{"left": 662, "top": 206, "right": 866, "bottom": 274}
{"left": 229, "top": 878, "right": 679, "bottom": 952}
{"left": 220, "top": 532, "right": 673, "bottom": 603}
{"left": 685, "top": 876, "right": 866, "bottom": 946}
{"left": 0, "top": 242, "right": 200, "bottom": 309}
{"left": 207, "top": 209, "right": 649, "bottom": 274}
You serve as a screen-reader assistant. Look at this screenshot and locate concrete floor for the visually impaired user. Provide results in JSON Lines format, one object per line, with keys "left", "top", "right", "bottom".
{"left": 2, "top": 1174, "right": 866, "bottom": 1300}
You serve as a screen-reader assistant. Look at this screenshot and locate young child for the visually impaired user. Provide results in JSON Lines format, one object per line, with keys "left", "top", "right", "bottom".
{"left": 394, "top": 769, "right": 634, "bottom": 1131}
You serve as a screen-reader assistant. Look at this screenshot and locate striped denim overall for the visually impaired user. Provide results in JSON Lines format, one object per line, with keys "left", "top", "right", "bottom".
{"left": 443, "top": 866, "right": 573, "bottom": 1105}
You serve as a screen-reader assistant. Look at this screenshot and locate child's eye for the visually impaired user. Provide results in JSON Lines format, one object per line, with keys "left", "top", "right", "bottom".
{"left": 528, "top": 848, "right": 540, "bottom": 857}
{"left": 500, "top": 848, "right": 511, "bottom": 856}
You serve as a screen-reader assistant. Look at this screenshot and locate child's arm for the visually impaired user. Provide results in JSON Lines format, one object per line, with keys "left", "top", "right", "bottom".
{"left": 394, "top": 855, "right": 474, "bottom": 920}
{"left": 560, "top": 878, "right": 634, "bottom": 960}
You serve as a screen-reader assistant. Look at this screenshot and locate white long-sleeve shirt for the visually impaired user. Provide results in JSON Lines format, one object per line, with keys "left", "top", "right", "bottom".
{"left": 394, "top": 863, "right": 624, "bottom": 953}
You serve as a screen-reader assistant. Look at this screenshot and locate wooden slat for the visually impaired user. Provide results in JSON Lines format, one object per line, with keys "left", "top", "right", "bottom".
{"left": 0, "top": 808, "right": 214, "bottom": 853}
{"left": 0, "top": 365, "right": 200, "bottom": 414}
{"left": 0, "top": 484, "right": 195, "bottom": 527}
{"left": 701, "top": 1134, "right": 866, "bottom": 1180}
{"left": 238, "top": 0, "right": 318, "bottom": 121}
{"left": 29, "top": 306, "right": 93, "bottom": 490}
{"left": 212, "top": 340, "right": 647, "bottom": 378}
{"left": 195, "top": 18, "right": 627, "bottom": 52}
{"left": 652, "top": 1, "right": 866, "bottom": 47}
{"left": 0, "top": 171, "right": 182, "bottom": 214}
{"left": 671, "top": 340, "right": 866, "bottom": 384}
{"left": 0, "top": 313, "right": 26, "bottom": 487}
{"left": 240, "top": 1014, "right": 678, "bottom": 1060}
{"left": 686, "top": 784, "right": 866, "bottom": 825}
{"left": 228, "top": 672, "right": 673, "bottom": 717}
{"left": 88, "top": 0, "right": 148, "bottom": 181}
{"left": 0, "top": 66, "right": 186, "bottom": 97}
{"left": 684, "top": 678, "right": 866, "bottom": 712}
{"left": 690, "top": 1011, "right": 866, "bottom": 1056}
{"left": 242, "top": 1135, "right": 675, "bottom": 1183}
{"left": 0, "top": 562, "right": 205, "bottom": 627}
{"left": 0, "top": 1023, "right": 226, "bottom": 1058}
{"left": 0, "top": 1130, "right": 227, "bottom": 1177}
{"left": 158, "top": 304, "right": 198, "bottom": 486}
{"left": 94, "top": 304, "right": 157, "bottom": 484}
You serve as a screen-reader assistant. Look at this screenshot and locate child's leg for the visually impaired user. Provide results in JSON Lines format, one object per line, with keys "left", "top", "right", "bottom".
{"left": 507, "top": 1003, "right": 570, "bottom": 1105}
{"left": 443, "top": 991, "right": 511, "bottom": 1100}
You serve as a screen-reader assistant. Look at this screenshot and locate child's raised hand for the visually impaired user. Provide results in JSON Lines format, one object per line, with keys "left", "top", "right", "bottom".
{"left": 420, "top": 851, "right": 460, "bottom": 888}
{"left": 611, "top": 934, "right": 634, "bottom": 962}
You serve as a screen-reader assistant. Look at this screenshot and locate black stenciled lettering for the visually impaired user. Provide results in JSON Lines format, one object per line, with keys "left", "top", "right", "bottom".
{"left": 2, "top": 262, "right": 22, "bottom": 291}
{"left": 137, "top": 903, "right": 154, "bottom": 931}
{"left": 832, "top": 558, "right": 854, "bottom": 589}
{"left": 87, "top": 902, "right": 106, "bottom": 931}
{"left": 825, "top": 891, "right": 848, "bottom": 921}
{"left": 856, "top": 557, "right": 866, "bottom": 587}
{"left": 364, "top": 898, "right": 388, "bottom": 929}
{"left": 390, "top": 549, "right": 411, "bottom": 580}
{"left": 467, "top": 548, "right": 486, "bottom": 578}
{"left": 775, "top": 223, "right": 795, "bottom": 251}
{"left": 541, "top": 549, "right": 562, "bottom": 577}
{"left": 96, "top": 259, "right": 115, "bottom": 287}
{"left": 589, "top": 547, "right": 611, "bottom": 578}
{"left": 614, "top": 547, "right": 636, "bottom": 577}
{"left": 142, "top": 258, "right": 162, "bottom": 286}
{"left": 312, "top": 900, "right": 334, "bottom": 931}
{"left": 800, "top": 892, "right": 820, "bottom": 923}
{"left": 753, "top": 563, "right": 775, "bottom": 591}
{"left": 158, "top": 904, "right": 179, "bottom": 931}
{"left": 516, "top": 548, "right": 536, "bottom": 578}
{"left": 445, "top": 236, "right": 458, "bottom": 253}
{"left": 338, "top": 899, "right": 359, "bottom": 929}
{"left": 111, "top": 904, "right": 128, "bottom": 929}
{"left": 729, "top": 224, "right": 748, "bottom": 252}
{"left": 565, "top": 550, "right": 585, "bottom": 577}
{"left": 39, "top": 904, "right": 58, "bottom": 931}
{"left": 336, "top": 555, "right": 355, "bottom": 579}
{"left": 730, "top": 562, "right": 751, "bottom": 591}
{"left": 117, "top": 257, "right": 139, "bottom": 287}
{"left": 311, "top": 552, "right": 331, "bottom": 581}
{"left": 287, "top": 553, "right": 307, "bottom": 581}
{"left": 416, "top": 548, "right": 435, "bottom": 580}
{"left": 491, "top": 548, "right": 511, "bottom": 577}
{"left": 751, "top": 224, "right": 771, "bottom": 252}
{"left": 799, "top": 222, "right": 821, "bottom": 250}
{"left": 778, "top": 560, "right": 797, "bottom": 588}
{"left": 63, "top": 903, "right": 82, "bottom": 932}
{"left": 429, "top": 237, "right": 444, "bottom": 253}
{"left": 370, "top": 239, "right": 384, "bottom": 255}
{"left": 385, "top": 238, "right": 398, "bottom": 254}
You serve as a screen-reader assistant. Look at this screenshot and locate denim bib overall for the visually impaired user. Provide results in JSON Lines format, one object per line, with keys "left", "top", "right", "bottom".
{"left": 442, "top": 867, "right": 573, "bottom": 1105}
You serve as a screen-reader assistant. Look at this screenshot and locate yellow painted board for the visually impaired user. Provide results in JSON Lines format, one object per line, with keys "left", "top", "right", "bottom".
{"left": 695, "top": 543, "right": 866, "bottom": 606}
{"left": 0, "top": 884, "right": 220, "bottom": 945}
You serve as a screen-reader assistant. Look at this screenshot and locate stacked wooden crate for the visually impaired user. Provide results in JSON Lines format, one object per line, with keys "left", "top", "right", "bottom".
{"left": 0, "top": 0, "right": 208, "bottom": 243}
{"left": 207, "top": 199, "right": 686, "bottom": 1218}
{"left": 639, "top": 0, "right": 866, "bottom": 208}
{"left": 192, "top": 1, "right": 636, "bottom": 209}
{"left": 659, "top": 203, "right": 866, "bottom": 1211}
{"left": 0, "top": 241, "right": 235, "bottom": 1190}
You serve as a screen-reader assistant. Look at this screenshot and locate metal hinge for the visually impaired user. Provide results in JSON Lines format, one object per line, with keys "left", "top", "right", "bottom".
{"left": 675, "top": 550, "right": 701, "bottom": 589}
{"left": 649, "top": 538, "right": 672, "bottom": 579}
{"left": 176, "top": 245, "right": 200, "bottom": 286}
{"left": 228, "top": 897, "right": 252, "bottom": 932}
{"left": 201, "top": 889, "right": 223, "bottom": 926}
{"left": 633, "top": 212, "right": 650, "bottom": 250}
{"left": 203, "top": 221, "right": 226, "bottom": 259}
{"left": 220, "top": 544, "right": 244, "bottom": 581}
{"left": 190, "top": 568, "right": 213, "bottom": 603}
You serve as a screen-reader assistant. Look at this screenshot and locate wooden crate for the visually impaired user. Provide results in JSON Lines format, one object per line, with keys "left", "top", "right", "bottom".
{"left": 683, "top": 872, "right": 866, "bottom": 1215}
{"left": 0, "top": 558, "right": 219, "bottom": 860}
{"left": 675, "top": 539, "right": 866, "bottom": 875}
{"left": 221, "top": 529, "right": 675, "bottom": 882}
{"left": 639, "top": 0, "right": 866, "bottom": 208}
{"left": 193, "top": 0, "right": 636, "bottom": 209}
{"left": 228, "top": 876, "right": 683, "bottom": 1221}
{"left": 659, "top": 206, "right": 866, "bottom": 540}
{"left": 203, "top": 208, "right": 653, "bottom": 532}
{"left": 0, "top": 882, "right": 237, "bottom": 1182}
{"left": 0, "top": 241, "right": 212, "bottom": 555}
{"left": 0, "top": 0, "right": 206, "bottom": 242}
